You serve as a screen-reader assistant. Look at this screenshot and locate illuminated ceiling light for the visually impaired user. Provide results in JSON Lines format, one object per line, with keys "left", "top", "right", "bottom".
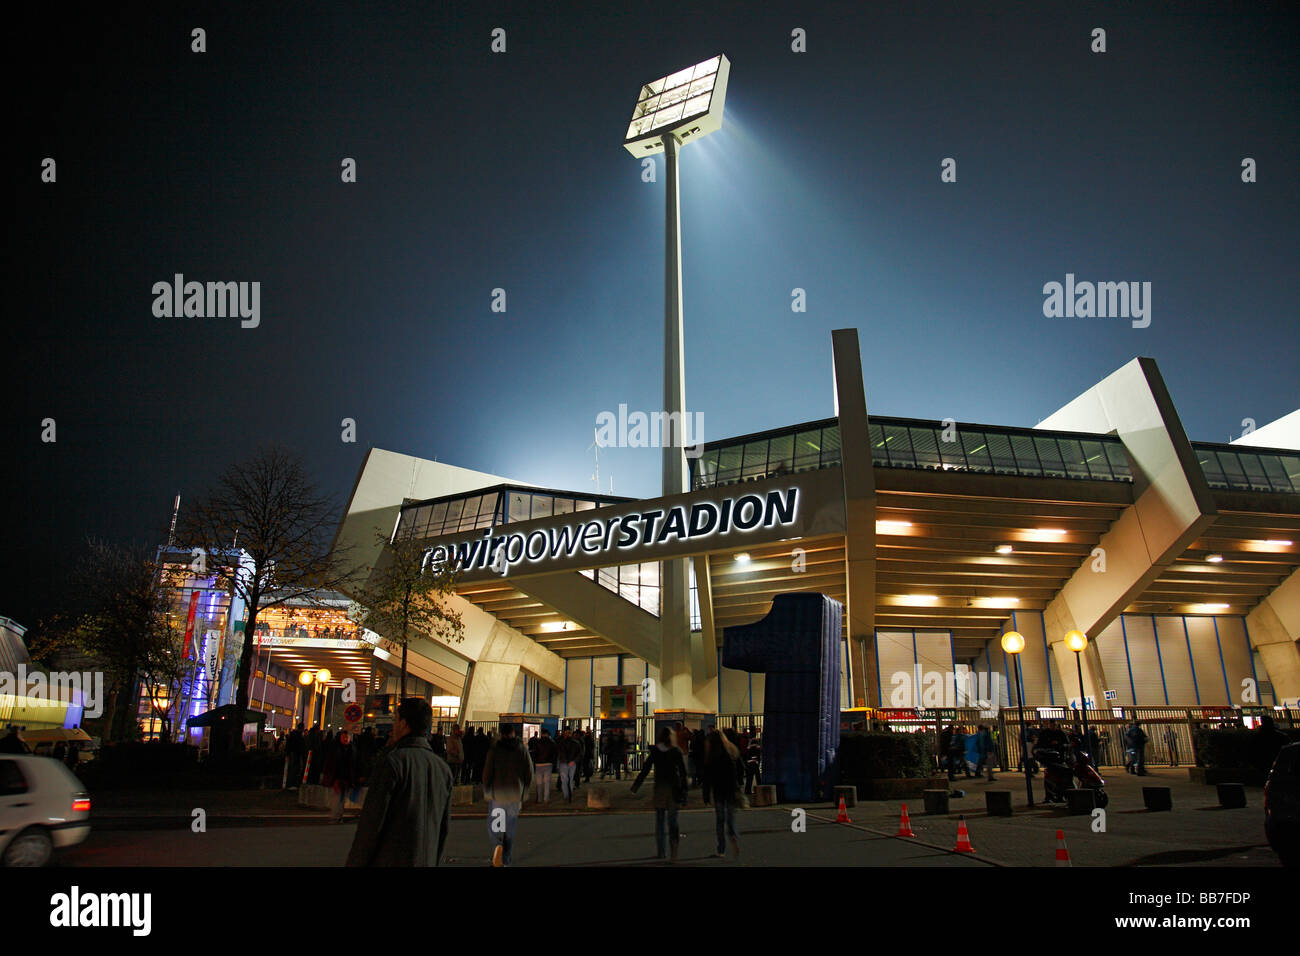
{"left": 1026, "top": 528, "right": 1068, "bottom": 542}
{"left": 996, "top": 544, "right": 1014, "bottom": 555}
{"left": 1263, "top": 539, "right": 1294, "bottom": 546}
{"left": 624, "top": 55, "right": 730, "bottom": 155}
{"left": 899, "top": 594, "right": 939, "bottom": 606}
{"left": 298, "top": 670, "right": 314, "bottom": 686}
{"left": 1064, "top": 629, "right": 1088, "bottom": 653}
{"left": 1001, "top": 631, "right": 1025, "bottom": 654}
{"left": 1192, "top": 603, "right": 1230, "bottom": 613}
{"left": 974, "top": 596, "right": 1021, "bottom": 609}
{"left": 876, "top": 520, "right": 914, "bottom": 534}
{"left": 1206, "top": 554, "right": 1223, "bottom": 563}
{"left": 734, "top": 552, "right": 751, "bottom": 565}
{"left": 315, "top": 669, "right": 331, "bottom": 684}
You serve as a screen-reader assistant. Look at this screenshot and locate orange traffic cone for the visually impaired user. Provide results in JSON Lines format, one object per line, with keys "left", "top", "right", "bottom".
{"left": 953, "top": 815, "right": 975, "bottom": 853}
{"left": 836, "top": 796, "right": 852, "bottom": 823}
{"left": 896, "top": 803, "right": 916, "bottom": 837}
{"left": 1055, "top": 829, "right": 1072, "bottom": 867}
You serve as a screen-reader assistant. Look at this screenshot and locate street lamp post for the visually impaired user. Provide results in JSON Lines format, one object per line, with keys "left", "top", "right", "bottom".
{"left": 1001, "top": 631, "right": 1033, "bottom": 807}
{"left": 1065, "top": 629, "right": 1091, "bottom": 749}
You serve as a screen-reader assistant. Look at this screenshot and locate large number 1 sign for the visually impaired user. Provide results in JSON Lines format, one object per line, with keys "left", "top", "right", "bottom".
{"left": 722, "top": 593, "right": 842, "bottom": 802}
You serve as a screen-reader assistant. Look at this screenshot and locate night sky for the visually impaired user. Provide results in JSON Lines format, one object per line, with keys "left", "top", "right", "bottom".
{"left": 6, "top": 1, "right": 1298, "bottom": 628}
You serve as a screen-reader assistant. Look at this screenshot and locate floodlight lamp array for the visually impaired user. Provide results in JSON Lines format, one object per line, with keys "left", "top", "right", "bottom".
{"left": 623, "top": 55, "right": 729, "bottom": 155}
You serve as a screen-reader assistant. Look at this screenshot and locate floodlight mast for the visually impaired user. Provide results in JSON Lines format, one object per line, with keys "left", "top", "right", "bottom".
{"left": 623, "top": 55, "right": 730, "bottom": 710}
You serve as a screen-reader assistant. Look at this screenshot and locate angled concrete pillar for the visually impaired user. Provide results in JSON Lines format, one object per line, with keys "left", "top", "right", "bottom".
{"left": 690, "top": 556, "right": 719, "bottom": 685}
{"left": 1036, "top": 357, "right": 1218, "bottom": 703}
{"left": 1246, "top": 568, "right": 1300, "bottom": 705}
{"left": 832, "top": 329, "right": 878, "bottom": 706}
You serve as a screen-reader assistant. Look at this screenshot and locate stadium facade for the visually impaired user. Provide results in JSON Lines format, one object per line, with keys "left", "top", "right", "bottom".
{"left": 330, "top": 330, "right": 1300, "bottom": 723}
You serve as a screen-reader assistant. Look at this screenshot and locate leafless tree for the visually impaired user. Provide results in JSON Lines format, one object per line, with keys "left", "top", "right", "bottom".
{"left": 180, "top": 445, "right": 356, "bottom": 751}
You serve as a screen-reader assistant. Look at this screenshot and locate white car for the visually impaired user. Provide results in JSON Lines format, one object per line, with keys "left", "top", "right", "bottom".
{"left": 0, "top": 754, "right": 92, "bottom": 866}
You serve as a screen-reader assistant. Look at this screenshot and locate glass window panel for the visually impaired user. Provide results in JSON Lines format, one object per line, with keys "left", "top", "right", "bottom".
{"left": 688, "top": 75, "right": 715, "bottom": 96}
{"left": 986, "top": 432, "right": 1018, "bottom": 473}
{"left": 939, "top": 427, "right": 967, "bottom": 469}
{"left": 458, "top": 496, "right": 483, "bottom": 530}
{"left": 882, "top": 424, "right": 915, "bottom": 467}
{"left": 1033, "top": 437, "right": 1066, "bottom": 477}
{"left": 508, "top": 492, "right": 531, "bottom": 522}
{"left": 768, "top": 433, "right": 795, "bottom": 475}
{"left": 442, "top": 498, "right": 464, "bottom": 528}
{"left": 666, "top": 66, "right": 694, "bottom": 89}
{"left": 553, "top": 497, "right": 574, "bottom": 516}
{"left": 1010, "top": 434, "right": 1043, "bottom": 475}
{"left": 576, "top": 499, "right": 596, "bottom": 511}
{"left": 531, "top": 495, "right": 553, "bottom": 520}
{"left": 692, "top": 56, "right": 720, "bottom": 79}
{"left": 717, "top": 445, "right": 744, "bottom": 483}
{"left": 909, "top": 427, "right": 943, "bottom": 469}
{"left": 961, "top": 430, "right": 993, "bottom": 471}
{"left": 1237, "top": 453, "right": 1271, "bottom": 491}
{"left": 1104, "top": 442, "right": 1131, "bottom": 481}
{"left": 1259, "top": 454, "right": 1296, "bottom": 493}
{"left": 480, "top": 492, "right": 501, "bottom": 525}
{"left": 1197, "top": 451, "right": 1226, "bottom": 488}
{"left": 638, "top": 562, "right": 660, "bottom": 588}
{"left": 1282, "top": 454, "right": 1300, "bottom": 492}
{"left": 1078, "top": 440, "right": 1109, "bottom": 479}
{"left": 1216, "top": 451, "right": 1250, "bottom": 490}
{"left": 868, "top": 423, "right": 887, "bottom": 465}
{"left": 429, "top": 501, "right": 448, "bottom": 530}
{"left": 1057, "top": 438, "right": 1090, "bottom": 478}
{"left": 820, "top": 426, "right": 842, "bottom": 466}
{"left": 741, "top": 439, "right": 770, "bottom": 478}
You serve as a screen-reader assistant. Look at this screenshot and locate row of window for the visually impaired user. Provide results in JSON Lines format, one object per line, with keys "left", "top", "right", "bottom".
{"left": 1194, "top": 444, "right": 1300, "bottom": 494}
{"left": 396, "top": 489, "right": 618, "bottom": 541}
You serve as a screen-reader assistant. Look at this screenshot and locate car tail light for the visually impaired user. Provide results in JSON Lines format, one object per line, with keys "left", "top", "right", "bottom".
{"left": 72, "top": 794, "right": 91, "bottom": 813}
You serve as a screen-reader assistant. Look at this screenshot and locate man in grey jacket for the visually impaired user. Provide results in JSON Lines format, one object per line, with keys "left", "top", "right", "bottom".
{"left": 346, "top": 699, "right": 454, "bottom": 866}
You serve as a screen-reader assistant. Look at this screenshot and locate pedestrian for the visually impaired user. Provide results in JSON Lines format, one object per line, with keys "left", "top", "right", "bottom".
{"left": 701, "top": 728, "right": 744, "bottom": 859}
{"left": 52, "top": 741, "right": 67, "bottom": 763}
{"left": 322, "top": 729, "right": 360, "bottom": 823}
{"left": 558, "top": 728, "right": 582, "bottom": 801}
{"left": 744, "top": 733, "right": 761, "bottom": 794}
{"left": 582, "top": 728, "right": 595, "bottom": 782}
{"left": 285, "top": 723, "right": 307, "bottom": 786}
{"left": 446, "top": 724, "right": 465, "bottom": 783}
{"left": 689, "top": 726, "right": 706, "bottom": 786}
{"left": 948, "top": 725, "right": 971, "bottom": 779}
{"left": 430, "top": 725, "right": 447, "bottom": 760}
{"left": 482, "top": 723, "right": 533, "bottom": 867}
{"left": 345, "top": 698, "right": 455, "bottom": 866}
{"left": 605, "top": 728, "right": 626, "bottom": 781}
{"left": 1163, "top": 726, "right": 1179, "bottom": 766}
{"left": 938, "top": 724, "right": 954, "bottom": 776}
{"left": 1124, "top": 720, "right": 1148, "bottom": 775}
{"left": 976, "top": 724, "right": 998, "bottom": 781}
{"left": 532, "top": 727, "right": 557, "bottom": 801}
{"left": 631, "top": 726, "right": 689, "bottom": 861}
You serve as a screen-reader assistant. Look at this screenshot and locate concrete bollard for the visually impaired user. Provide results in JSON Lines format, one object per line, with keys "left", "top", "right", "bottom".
{"left": 1066, "top": 789, "right": 1097, "bottom": 814}
{"left": 1142, "top": 786, "right": 1173, "bottom": 811}
{"left": 833, "top": 785, "right": 858, "bottom": 809}
{"left": 452, "top": 784, "right": 479, "bottom": 806}
{"left": 1216, "top": 783, "right": 1247, "bottom": 809}
{"left": 752, "top": 785, "right": 778, "bottom": 807}
{"left": 923, "top": 789, "right": 949, "bottom": 815}
{"left": 985, "top": 790, "right": 1013, "bottom": 817}
{"left": 587, "top": 786, "right": 612, "bottom": 809}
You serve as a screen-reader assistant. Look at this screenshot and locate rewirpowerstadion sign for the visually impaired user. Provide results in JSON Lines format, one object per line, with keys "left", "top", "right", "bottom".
{"left": 421, "top": 487, "right": 800, "bottom": 577}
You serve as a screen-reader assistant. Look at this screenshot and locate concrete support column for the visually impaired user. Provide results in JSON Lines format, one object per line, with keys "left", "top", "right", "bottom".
{"left": 459, "top": 660, "right": 522, "bottom": 722}
{"left": 832, "top": 328, "right": 878, "bottom": 707}
{"left": 1246, "top": 568, "right": 1300, "bottom": 704}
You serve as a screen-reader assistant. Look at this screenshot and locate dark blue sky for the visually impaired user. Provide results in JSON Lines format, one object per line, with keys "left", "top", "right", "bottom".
{"left": 6, "top": 1, "right": 1298, "bottom": 625}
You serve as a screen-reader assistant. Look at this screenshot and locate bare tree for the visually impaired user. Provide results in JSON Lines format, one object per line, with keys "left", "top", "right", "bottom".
{"left": 353, "top": 530, "right": 464, "bottom": 699}
{"left": 180, "top": 445, "right": 356, "bottom": 751}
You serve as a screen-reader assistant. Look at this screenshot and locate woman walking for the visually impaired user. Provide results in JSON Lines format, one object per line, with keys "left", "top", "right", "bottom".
{"left": 631, "top": 726, "right": 688, "bottom": 861}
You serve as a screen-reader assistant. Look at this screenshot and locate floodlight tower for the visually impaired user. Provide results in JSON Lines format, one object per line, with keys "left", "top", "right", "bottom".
{"left": 624, "top": 55, "right": 731, "bottom": 708}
